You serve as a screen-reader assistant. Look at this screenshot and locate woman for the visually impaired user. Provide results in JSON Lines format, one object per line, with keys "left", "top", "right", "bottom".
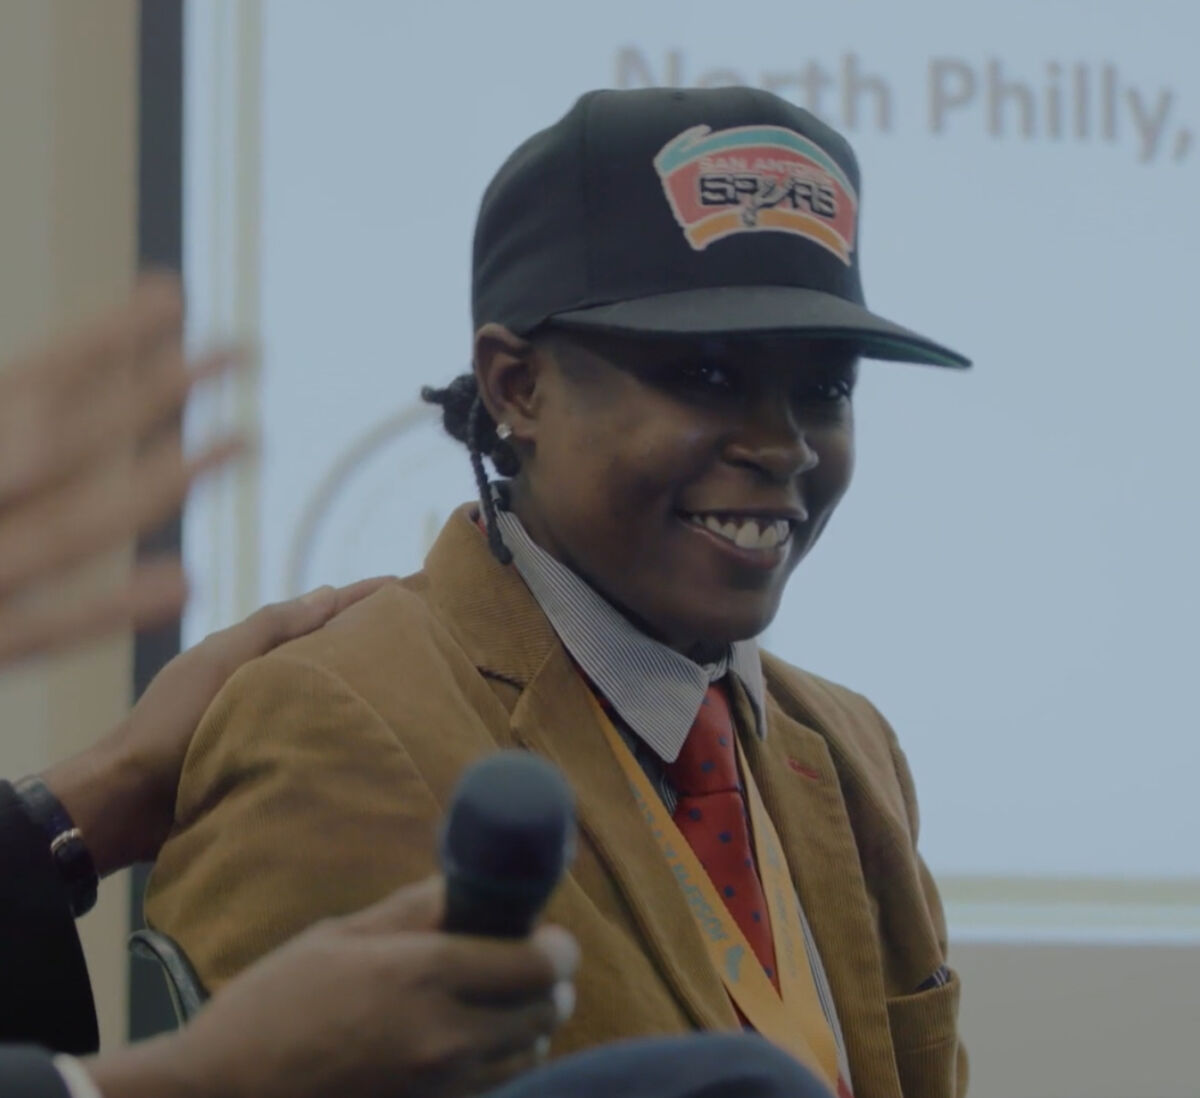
{"left": 147, "top": 87, "right": 970, "bottom": 1098}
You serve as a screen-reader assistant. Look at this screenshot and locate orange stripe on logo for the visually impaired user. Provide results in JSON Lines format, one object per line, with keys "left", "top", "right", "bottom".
{"left": 684, "top": 208, "right": 851, "bottom": 262}
{"left": 685, "top": 211, "right": 742, "bottom": 249}
{"left": 756, "top": 209, "right": 851, "bottom": 262}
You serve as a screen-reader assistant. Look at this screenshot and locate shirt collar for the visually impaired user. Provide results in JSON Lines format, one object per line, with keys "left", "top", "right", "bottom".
{"left": 491, "top": 503, "right": 767, "bottom": 764}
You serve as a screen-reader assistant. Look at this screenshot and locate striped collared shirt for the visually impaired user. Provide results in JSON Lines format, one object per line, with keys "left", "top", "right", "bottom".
{"left": 493, "top": 505, "right": 853, "bottom": 1081}
{"left": 494, "top": 508, "right": 766, "bottom": 765}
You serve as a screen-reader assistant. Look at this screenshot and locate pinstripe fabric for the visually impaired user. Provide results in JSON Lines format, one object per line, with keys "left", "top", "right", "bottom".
{"left": 494, "top": 506, "right": 852, "bottom": 1080}
{"left": 493, "top": 509, "right": 766, "bottom": 762}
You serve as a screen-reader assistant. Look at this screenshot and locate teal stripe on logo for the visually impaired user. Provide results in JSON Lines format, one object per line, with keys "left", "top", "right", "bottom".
{"left": 654, "top": 125, "right": 855, "bottom": 198}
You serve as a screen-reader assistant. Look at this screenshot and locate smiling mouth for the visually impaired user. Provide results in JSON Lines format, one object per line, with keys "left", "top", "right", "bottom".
{"left": 677, "top": 511, "right": 797, "bottom": 552}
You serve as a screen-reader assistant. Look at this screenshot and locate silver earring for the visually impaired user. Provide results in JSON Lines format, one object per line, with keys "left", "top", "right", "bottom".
{"left": 496, "top": 422, "right": 513, "bottom": 441}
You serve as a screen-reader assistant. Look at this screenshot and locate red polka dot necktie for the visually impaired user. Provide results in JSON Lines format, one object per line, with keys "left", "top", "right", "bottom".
{"left": 669, "top": 681, "right": 855, "bottom": 1098}
{"left": 667, "top": 679, "right": 780, "bottom": 991}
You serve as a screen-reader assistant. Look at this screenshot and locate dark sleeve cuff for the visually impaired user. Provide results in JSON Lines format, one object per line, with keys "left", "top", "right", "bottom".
{"left": 0, "top": 782, "right": 99, "bottom": 1054}
{"left": 0, "top": 1046, "right": 72, "bottom": 1098}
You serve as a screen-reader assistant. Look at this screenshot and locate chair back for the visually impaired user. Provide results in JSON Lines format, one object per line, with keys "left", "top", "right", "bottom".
{"left": 128, "top": 928, "right": 208, "bottom": 1025}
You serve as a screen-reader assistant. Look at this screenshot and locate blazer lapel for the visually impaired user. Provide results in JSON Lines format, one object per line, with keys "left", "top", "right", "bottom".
{"left": 739, "top": 687, "right": 902, "bottom": 1098}
{"left": 421, "top": 505, "right": 555, "bottom": 687}
{"left": 510, "top": 644, "right": 739, "bottom": 1033}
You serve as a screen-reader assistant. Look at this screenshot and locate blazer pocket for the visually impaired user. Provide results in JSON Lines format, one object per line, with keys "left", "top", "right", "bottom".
{"left": 886, "top": 970, "right": 963, "bottom": 1098}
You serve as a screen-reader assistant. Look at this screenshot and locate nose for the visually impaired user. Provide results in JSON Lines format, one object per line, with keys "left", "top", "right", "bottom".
{"left": 722, "top": 400, "right": 818, "bottom": 483}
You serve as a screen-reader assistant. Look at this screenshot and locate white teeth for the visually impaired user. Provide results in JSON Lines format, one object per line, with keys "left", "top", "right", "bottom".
{"left": 687, "top": 513, "right": 792, "bottom": 551}
{"left": 734, "top": 521, "right": 761, "bottom": 549}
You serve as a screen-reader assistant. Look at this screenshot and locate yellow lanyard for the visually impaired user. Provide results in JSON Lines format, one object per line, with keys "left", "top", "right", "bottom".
{"left": 589, "top": 691, "right": 841, "bottom": 1088}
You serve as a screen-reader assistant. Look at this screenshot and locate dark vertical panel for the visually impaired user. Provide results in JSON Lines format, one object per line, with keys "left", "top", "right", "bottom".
{"left": 129, "top": 0, "right": 184, "bottom": 1041}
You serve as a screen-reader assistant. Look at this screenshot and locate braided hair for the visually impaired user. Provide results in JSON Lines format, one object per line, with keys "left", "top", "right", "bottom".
{"left": 421, "top": 373, "right": 517, "bottom": 564}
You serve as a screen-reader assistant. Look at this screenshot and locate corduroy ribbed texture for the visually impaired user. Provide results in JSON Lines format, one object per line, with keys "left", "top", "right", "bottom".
{"left": 146, "top": 505, "right": 965, "bottom": 1098}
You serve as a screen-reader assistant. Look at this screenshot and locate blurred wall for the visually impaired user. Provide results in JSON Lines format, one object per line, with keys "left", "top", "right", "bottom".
{"left": 0, "top": 0, "right": 139, "bottom": 1052}
{"left": 954, "top": 940, "right": 1200, "bottom": 1097}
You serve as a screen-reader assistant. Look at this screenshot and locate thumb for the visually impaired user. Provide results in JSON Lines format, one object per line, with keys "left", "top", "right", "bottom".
{"left": 245, "top": 576, "right": 394, "bottom": 652}
{"left": 344, "top": 875, "right": 446, "bottom": 935}
{"left": 331, "top": 575, "right": 395, "bottom": 615}
{"left": 220, "top": 586, "right": 337, "bottom": 658}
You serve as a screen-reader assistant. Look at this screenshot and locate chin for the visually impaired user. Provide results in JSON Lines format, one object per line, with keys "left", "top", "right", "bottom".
{"left": 669, "top": 605, "right": 777, "bottom": 653}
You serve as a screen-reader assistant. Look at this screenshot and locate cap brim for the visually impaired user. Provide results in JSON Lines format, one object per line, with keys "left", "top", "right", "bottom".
{"left": 550, "top": 285, "right": 971, "bottom": 369}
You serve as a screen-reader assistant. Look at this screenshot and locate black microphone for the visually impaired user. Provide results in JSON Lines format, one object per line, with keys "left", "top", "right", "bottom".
{"left": 439, "top": 750, "right": 576, "bottom": 937}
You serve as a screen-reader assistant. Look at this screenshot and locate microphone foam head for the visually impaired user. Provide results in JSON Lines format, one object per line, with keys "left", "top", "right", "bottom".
{"left": 439, "top": 751, "right": 576, "bottom": 891}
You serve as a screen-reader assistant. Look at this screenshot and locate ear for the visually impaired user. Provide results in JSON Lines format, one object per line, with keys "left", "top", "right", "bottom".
{"left": 473, "top": 323, "right": 545, "bottom": 442}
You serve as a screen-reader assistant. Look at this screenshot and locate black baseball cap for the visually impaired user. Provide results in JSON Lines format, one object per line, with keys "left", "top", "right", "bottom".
{"left": 473, "top": 86, "right": 969, "bottom": 369}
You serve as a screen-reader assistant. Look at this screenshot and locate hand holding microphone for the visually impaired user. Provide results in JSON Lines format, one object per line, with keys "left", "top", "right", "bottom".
{"left": 93, "top": 754, "right": 579, "bottom": 1098}
{"left": 95, "top": 874, "right": 578, "bottom": 1098}
{"left": 439, "top": 751, "right": 578, "bottom": 1071}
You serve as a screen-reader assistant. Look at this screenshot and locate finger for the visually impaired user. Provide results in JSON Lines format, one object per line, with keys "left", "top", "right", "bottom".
{"left": 120, "top": 345, "right": 243, "bottom": 447}
{"left": 341, "top": 876, "right": 446, "bottom": 935}
{"left": 0, "top": 435, "right": 240, "bottom": 597}
{"left": 344, "top": 882, "right": 573, "bottom": 1000}
{"left": 0, "top": 348, "right": 244, "bottom": 511}
{"left": 20, "top": 275, "right": 184, "bottom": 405}
{"left": 529, "top": 925, "right": 581, "bottom": 984}
{"left": 0, "top": 347, "right": 244, "bottom": 509}
{"left": 330, "top": 575, "right": 395, "bottom": 615}
{"left": 551, "top": 980, "right": 575, "bottom": 1027}
{"left": 74, "top": 273, "right": 185, "bottom": 375}
{"left": 0, "top": 433, "right": 244, "bottom": 598}
{"left": 454, "top": 994, "right": 561, "bottom": 1065}
{"left": 127, "top": 271, "right": 186, "bottom": 353}
{"left": 222, "top": 573, "right": 393, "bottom": 660}
{"left": 438, "top": 933, "right": 573, "bottom": 1004}
{"left": 0, "top": 557, "right": 186, "bottom": 666}
{"left": 222, "top": 584, "right": 342, "bottom": 656}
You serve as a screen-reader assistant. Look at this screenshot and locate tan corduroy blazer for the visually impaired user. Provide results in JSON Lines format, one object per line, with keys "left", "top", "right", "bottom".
{"left": 146, "top": 507, "right": 966, "bottom": 1098}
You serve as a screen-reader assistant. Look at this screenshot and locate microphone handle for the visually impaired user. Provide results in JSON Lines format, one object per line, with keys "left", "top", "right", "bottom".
{"left": 442, "top": 876, "right": 545, "bottom": 938}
